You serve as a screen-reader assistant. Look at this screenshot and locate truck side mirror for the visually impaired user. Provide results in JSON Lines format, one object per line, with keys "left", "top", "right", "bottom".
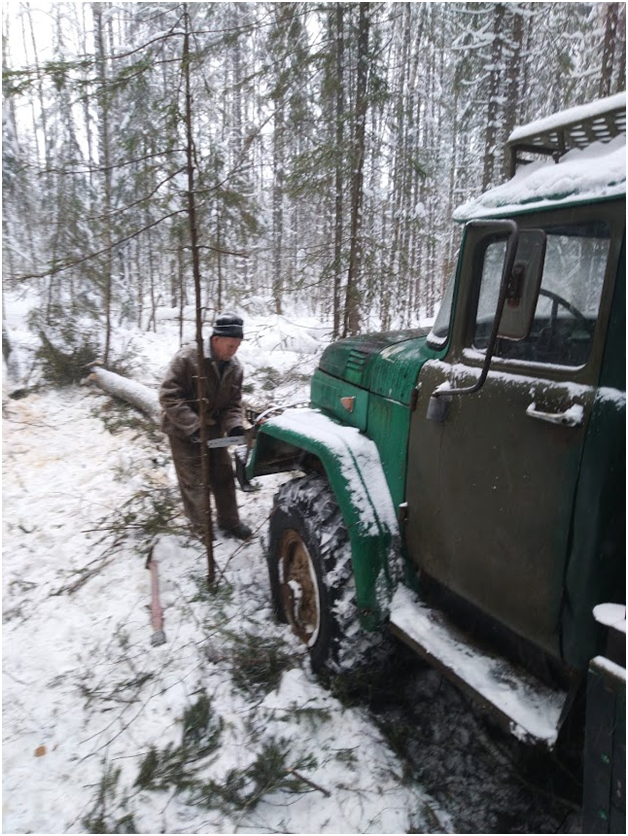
{"left": 498, "top": 230, "right": 546, "bottom": 340}
{"left": 427, "top": 222, "right": 546, "bottom": 422}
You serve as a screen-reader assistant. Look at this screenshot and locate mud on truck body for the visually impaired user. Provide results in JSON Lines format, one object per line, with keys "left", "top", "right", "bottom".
{"left": 245, "top": 93, "right": 626, "bottom": 830}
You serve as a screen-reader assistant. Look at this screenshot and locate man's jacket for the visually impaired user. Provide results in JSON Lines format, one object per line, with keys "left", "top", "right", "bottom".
{"left": 159, "top": 341, "right": 243, "bottom": 440}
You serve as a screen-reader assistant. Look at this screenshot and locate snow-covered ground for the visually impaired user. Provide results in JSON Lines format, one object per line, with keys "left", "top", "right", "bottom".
{"left": 3, "top": 295, "right": 580, "bottom": 834}
{"left": 3, "top": 299, "right": 436, "bottom": 834}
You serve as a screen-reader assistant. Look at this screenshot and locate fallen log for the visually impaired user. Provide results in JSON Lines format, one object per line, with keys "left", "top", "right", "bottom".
{"left": 86, "top": 366, "right": 161, "bottom": 424}
{"left": 87, "top": 365, "right": 261, "bottom": 430}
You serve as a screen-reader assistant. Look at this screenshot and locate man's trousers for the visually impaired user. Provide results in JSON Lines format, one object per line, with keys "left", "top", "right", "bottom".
{"left": 167, "top": 434, "right": 239, "bottom": 534}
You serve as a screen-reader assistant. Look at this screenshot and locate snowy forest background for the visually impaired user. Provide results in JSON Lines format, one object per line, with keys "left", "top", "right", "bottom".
{"left": 2, "top": 1, "right": 626, "bottom": 370}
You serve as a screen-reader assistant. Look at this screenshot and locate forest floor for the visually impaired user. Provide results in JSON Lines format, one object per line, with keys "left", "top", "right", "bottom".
{"left": 2, "top": 299, "right": 583, "bottom": 834}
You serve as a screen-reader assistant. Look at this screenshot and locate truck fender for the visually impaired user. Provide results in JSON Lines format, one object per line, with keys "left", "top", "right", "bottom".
{"left": 248, "top": 407, "right": 403, "bottom": 628}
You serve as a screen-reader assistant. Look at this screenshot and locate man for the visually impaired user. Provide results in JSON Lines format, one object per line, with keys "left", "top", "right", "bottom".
{"left": 159, "top": 312, "right": 252, "bottom": 541}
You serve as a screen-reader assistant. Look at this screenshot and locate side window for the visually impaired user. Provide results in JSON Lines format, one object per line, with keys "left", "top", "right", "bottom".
{"left": 473, "top": 222, "right": 611, "bottom": 366}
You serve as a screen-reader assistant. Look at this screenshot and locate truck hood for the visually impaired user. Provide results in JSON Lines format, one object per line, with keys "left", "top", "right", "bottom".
{"left": 318, "top": 328, "right": 433, "bottom": 405}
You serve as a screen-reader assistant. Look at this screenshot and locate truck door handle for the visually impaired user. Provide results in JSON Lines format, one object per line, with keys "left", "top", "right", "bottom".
{"left": 525, "top": 402, "right": 584, "bottom": 427}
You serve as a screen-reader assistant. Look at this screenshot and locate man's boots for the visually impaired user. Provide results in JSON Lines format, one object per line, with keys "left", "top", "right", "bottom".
{"left": 220, "top": 522, "right": 252, "bottom": 541}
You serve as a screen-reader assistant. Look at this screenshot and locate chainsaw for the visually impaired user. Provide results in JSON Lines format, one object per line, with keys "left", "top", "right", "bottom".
{"left": 208, "top": 402, "right": 309, "bottom": 492}
{"left": 206, "top": 433, "right": 256, "bottom": 492}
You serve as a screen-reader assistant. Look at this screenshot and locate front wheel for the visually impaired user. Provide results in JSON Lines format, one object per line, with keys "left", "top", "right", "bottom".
{"left": 267, "top": 472, "right": 386, "bottom": 674}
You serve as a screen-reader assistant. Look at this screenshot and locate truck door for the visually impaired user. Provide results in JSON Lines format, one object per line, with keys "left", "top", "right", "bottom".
{"left": 407, "top": 206, "right": 621, "bottom": 659}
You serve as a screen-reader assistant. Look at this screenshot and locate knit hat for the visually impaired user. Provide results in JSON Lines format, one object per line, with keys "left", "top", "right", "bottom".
{"left": 212, "top": 312, "right": 244, "bottom": 339}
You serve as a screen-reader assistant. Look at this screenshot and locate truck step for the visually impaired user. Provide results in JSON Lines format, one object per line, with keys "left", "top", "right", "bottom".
{"left": 388, "top": 585, "right": 568, "bottom": 746}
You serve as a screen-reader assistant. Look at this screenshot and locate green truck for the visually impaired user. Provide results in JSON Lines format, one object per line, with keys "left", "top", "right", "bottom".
{"left": 245, "top": 93, "right": 626, "bottom": 829}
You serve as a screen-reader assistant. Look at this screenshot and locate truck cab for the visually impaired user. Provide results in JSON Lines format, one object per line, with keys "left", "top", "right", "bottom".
{"left": 246, "top": 94, "right": 625, "bottom": 761}
{"left": 408, "top": 176, "right": 625, "bottom": 677}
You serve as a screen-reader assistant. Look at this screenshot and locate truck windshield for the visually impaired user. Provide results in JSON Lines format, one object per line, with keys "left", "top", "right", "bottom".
{"left": 473, "top": 221, "right": 611, "bottom": 367}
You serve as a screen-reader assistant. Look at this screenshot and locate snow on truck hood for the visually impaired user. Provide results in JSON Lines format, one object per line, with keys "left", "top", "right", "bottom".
{"left": 454, "top": 134, "right": 626, "bottom": 221}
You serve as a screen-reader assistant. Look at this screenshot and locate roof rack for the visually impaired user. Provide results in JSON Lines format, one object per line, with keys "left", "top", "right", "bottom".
{"left": 507, "top": 92, "right": 626, "bottom": 178}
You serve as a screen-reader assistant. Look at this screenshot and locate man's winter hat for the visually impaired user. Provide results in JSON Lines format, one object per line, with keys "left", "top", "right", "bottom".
{"left": 212, "top": 312, "right": 244, "bottom": 339}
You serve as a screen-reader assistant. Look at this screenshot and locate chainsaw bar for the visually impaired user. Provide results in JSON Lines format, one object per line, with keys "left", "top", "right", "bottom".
{"left": 206, "top": 435, "right": 247, "bottom": 448}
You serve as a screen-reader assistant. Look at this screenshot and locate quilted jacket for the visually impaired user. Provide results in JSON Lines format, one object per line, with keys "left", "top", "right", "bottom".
{"left": 159, "top": 341, "right": 244, "bottom": 440}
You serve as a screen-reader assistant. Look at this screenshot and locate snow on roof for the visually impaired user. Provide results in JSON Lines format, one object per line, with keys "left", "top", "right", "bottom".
{"left": 454, "top": 134, "right": 626, "bottom": 221}
{"left": 508, "top": 91, "right": 626, "bottom": 145}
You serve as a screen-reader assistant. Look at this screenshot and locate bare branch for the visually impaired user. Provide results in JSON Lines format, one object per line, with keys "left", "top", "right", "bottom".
{"left": 84, "top": 167, "right": 188, "bottom": 221}
{"left": 15, "top": 209, "right": 186, "bottom": 282}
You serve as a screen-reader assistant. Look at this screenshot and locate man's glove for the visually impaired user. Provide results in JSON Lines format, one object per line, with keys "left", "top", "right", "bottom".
{"left": 230, "top": 426, "right": 245, "bottom": 437}
{"left": 189, "top": 430, "right": 202, "bottom": 444}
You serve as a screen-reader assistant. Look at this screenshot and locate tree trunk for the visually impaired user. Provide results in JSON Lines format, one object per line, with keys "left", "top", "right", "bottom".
{"left": 332, "top": 5, "right": 345, "bottom": 339}
{"left": 482, "top": 3, "right": 505, "bottom": 192}
{"left": 272, "top": 96, "right": 285, "bottom": 316}
{"left": 600, "top": 3, "right": 621, "bottom": 98}
{"left": 502, "top": 5, "right": 524, "bottom": 181}
{"left": 177, "top": 224, "right": 186, "bottom": 344}
{"left": 183, "top": 5, "right": 215, "bottom": 583}
{"left": 344, "top": 4, "right": 370, "bottom": 337}
{"left": 93, "top": 3, "right": 114, "bottom": 366}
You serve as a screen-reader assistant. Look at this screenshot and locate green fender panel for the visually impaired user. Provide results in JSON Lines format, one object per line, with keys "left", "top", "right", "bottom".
{"left": 247, "top": 408, "right": 402, "bottom": 628}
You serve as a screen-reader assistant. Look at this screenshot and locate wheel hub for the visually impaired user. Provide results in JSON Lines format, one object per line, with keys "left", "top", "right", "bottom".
{"left": 278, "top": 529, "right": 321, "bottom": 647}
